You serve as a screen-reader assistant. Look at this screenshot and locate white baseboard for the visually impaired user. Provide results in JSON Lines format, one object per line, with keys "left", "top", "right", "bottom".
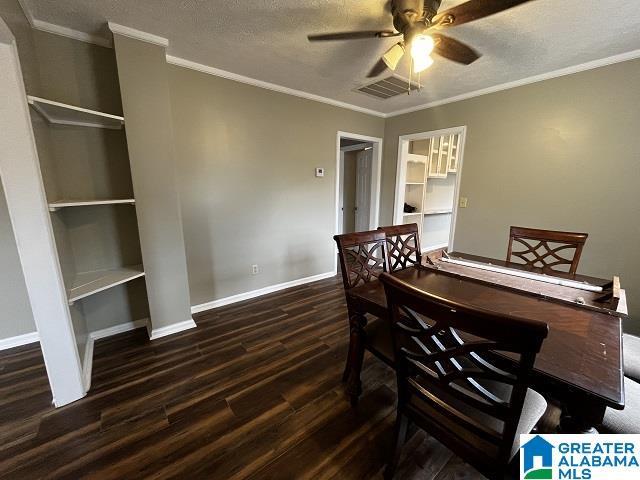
{"left": 190, "top": 271, "right": 336, "bottom": 314}
{"left": 0, "top": 331, "right": 39, "bottom": 351}
{"left": 149, "top": 319, "right": 197, "bottom": 340}
{"left": 90, "top": 318, "right": 150, "bottom": 341}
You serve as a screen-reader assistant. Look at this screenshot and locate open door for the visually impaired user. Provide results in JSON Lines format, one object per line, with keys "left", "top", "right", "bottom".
{"left": 355, "top": 148, "right": 372, "bottom": 232}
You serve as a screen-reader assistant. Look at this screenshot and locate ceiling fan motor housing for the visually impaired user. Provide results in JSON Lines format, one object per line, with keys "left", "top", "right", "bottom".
{"left": 391, "top": 0, "right": 442, "bottom": 32}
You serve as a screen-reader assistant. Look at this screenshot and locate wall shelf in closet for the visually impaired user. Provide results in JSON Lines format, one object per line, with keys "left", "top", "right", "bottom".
{"left": 423, "top": 209, "right": 453, "bottom": 215}
{"left": 67, "top": 265, "right": 145, "bottom": 304}
{"left": 27, "top": 96, "right": 125, "bottom": 130}
{"left": 48, "top": 199, "right": 135, "bottom": 212}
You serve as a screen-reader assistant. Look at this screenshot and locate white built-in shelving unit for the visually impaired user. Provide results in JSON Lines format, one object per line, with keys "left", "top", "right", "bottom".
{"left": 29, "top": 97, "right": 146, "bottom": 306}
{"left": 395, "top": 127, "right": 466, "bottom": 252}
{"left": 28, "top": 90, "right": 149, "bottom": 394}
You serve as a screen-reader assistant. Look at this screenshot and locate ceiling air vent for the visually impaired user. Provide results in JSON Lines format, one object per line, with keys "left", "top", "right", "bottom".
{"left": 356, "top": 75, "right": 419, "bottom": 99}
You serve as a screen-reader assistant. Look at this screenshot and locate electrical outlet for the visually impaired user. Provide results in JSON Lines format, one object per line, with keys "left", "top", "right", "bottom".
{"left": 459, "top": 197, "right": 468, "bottom": 208}
{"left": 251, "top": 264, "right": 259, "bottom": 275}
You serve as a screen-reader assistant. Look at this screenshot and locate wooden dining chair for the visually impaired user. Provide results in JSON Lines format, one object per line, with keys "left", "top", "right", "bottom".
{"left": 334, "top": 230, "right": 394, "bottom": 406}
{"left": 507, "top": 226, "right": 588, "bottom": 275}
{"left": 378, "top": 223, "right": 422, "bottom": 271}
{"left": 379, "top": 272, "right": 549, "bottom": 480}
{"left": 623, "top": 334, "right": 640, "bottom": 383}
{"left": 600, "top": 377, "right": 640, "bottom": 434}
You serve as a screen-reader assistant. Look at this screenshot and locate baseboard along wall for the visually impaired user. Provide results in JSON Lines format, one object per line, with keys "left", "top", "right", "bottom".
{"left": 190, "top": 271, "right": 336, "bottom": 314}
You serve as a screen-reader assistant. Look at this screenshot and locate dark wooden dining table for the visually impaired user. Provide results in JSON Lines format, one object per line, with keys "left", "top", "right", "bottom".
{"left": 346, "top": 252, "right": 625, "bottom": 433}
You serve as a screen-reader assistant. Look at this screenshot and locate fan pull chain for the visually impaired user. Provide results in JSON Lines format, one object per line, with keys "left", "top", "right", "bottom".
{"left": 408, "top": 60, "right": 413, "bottom": 95}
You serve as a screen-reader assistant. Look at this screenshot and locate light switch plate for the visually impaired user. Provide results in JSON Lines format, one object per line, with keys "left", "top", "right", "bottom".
{"left": 459, "top": 197, "right": 468, "bottom": 208}
{"left": 315, "top": 167, "right": 325, "bottom": 177}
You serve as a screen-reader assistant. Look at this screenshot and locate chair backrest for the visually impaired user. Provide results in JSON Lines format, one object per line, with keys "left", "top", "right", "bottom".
{"left": 378, "top": 224, "right": 422, "bottom": 271}
{"left": 379, "top": 272, "right": 548, "bottom": 466}
{"left": 334, "top": 230, "right": 389, "bottom": 291}
{"left": 507, "top": 226, "right": 588, "bottom": 275}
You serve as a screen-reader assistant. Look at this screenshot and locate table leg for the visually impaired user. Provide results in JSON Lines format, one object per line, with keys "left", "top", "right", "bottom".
{"left": 559, "top": 399, "right": 606, "bottom": 434}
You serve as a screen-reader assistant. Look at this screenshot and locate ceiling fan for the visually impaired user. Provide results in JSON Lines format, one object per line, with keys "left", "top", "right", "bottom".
{"left": 308, "top": 0, "right": 534, "bottom": 79}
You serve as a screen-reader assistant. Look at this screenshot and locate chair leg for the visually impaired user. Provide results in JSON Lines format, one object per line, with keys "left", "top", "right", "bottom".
{"left": 345, "top": 313, "right": 366, "bottom": 406}
{"left": 342, "top": 334, "right": 354, "bottom": 382}
{"left": 384, "top": 412, "right": 409, "bottom": 480}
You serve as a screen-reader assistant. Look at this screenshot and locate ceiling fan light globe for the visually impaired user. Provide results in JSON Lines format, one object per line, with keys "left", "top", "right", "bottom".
{"left": 411, "top": 34, "right": 435, "bottom": 59}
{"left": 413, "top": 54, "right": 434, "bottom": 73}
{"left": 382, "top": 43, "right": 405, "bottom": 70}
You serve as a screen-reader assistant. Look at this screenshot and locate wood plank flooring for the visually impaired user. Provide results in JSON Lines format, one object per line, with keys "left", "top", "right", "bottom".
{"left": 0, "top": 275, "right": 484, "bottom": 479}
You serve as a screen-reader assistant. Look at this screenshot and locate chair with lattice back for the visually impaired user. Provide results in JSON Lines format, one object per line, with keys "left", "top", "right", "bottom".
{"left": 507, "top": 226, "right": 588, "bottom": 275}
{"left": 378, "top": 223, "right": 422, "bottom": 271}
{"left": 380, "top": 272, "right": 549, "bottom": 480}
{"left": 334, "top": 230, "right": 394, "bottom": 406}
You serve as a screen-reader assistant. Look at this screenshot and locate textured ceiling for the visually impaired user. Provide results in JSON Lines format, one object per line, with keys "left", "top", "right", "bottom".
{"left": 20, "top": 0, "right": 640, "bottom": 114}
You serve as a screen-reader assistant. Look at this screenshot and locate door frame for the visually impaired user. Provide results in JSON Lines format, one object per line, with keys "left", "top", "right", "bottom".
{"left": 335, "top": 131, "right": 383, "bottom": 272}
{"left": 394, "top": 126, "right": 467, "bottom": 251}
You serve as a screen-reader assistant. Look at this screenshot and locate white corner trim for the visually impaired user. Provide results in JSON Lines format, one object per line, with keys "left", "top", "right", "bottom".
{"left": 386, "top": 49, "right": 640, "bottom": 117}
{"left": 0, "top": 331, "right": 39, "bottom": 351}
{"left": 82, "top": 335, "right": 94, "bottom": 392}
{"left": 149, "top": 319, "right": 197, "bottom": 340}
{"left": 81, "top": 318, "right": 150, "bottom": 391}
{"left": 166, "top": 55, "right": 386, "bottom": 118}
{"left": 108, "top": 22, "right": 169, "bottom": 48}
{"left": 191, "top": 271, "right": 336, "bottom": 314}
{"left": 33, "top": 19, "right": 112, "bottom": 48}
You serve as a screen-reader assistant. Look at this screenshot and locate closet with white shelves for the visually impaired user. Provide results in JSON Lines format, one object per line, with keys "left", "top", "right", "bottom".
{"left": 394, "top": 127, "right": 466, "bottom": 253}
{"left": 27, "top": 54, "right": 150, "bottom": 391}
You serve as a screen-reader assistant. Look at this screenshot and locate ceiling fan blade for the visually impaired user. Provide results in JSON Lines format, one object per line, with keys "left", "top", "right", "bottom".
{"left": 367, "top": 58, "right": 389, "bottom": 78}
{"left": 432, "top": 34, "right": 481, "bottom": 65}
{"left": 307, "top": 30, "right": 399, "bottom": 41}
{"left": 432, "top": 0, "right": 534, "bottom": 28}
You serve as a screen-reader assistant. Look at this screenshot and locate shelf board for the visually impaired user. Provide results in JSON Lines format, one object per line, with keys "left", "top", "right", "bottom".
{"left": 403, "top": 212, "right": 422, "bottom": 216}
{"left": 407, "top": 153, "right": 427, "bottom": 164}
{"left": 67, "top": 265, "right": 145, "bottom": 304}
{"left": 49, "top": 198, "right": 135, "bottom": 212}
{"left": 27, "top": 96, "right": 125, "bottom": 130}
{"left": 424, "top": 209, "right": 453, "bottom": 215}
{"left": 405, "top": 182, "right": 425, "bottom": 186}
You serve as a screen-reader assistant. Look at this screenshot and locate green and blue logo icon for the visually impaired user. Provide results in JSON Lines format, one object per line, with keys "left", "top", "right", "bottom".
{"left": 521, "top": 435, "right": 554, "bottom": 479}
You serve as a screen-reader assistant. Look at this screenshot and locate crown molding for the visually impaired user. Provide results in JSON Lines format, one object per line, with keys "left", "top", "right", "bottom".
{"left": 385, "top": 49, "right": 640, "bottom": 118}
{"left": 15, "top": 1, "right": 640, "bottom": 120}
{"left": 166, "top": 55, "right": 387, "bottom": 118}
{"left": 17, "top": 0, "right": 111, "bottom": 48}
{"left": 108, "top": 22, "right": 168, "bottom": 47}
{"left": 34, "top": 19, "right": 112, "bottom": 48}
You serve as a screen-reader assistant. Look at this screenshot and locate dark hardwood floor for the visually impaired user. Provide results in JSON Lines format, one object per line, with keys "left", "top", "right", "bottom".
{"left": 0, "top": 275, "right": 484, "bottom": 479}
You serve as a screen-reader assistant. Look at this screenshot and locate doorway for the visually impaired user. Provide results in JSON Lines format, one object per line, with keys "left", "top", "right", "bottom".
{"left": 393, "top": 127, "right": 466, "bottom": 253}
{"left": 339, "top": 141, "right": 373, "bottom": 234}
{"left": 335, "top": 131, "right": 383, "bottom": 271}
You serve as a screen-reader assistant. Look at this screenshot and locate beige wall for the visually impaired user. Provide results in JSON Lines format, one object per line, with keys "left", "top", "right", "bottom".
{"left": 383, "top": 59, "right": 640, "bottom": 332}
{"left": 168, "top": 65, "right": 385, "bottom": 306}
{"left": 0, "top": 183, "right": 36, "bottom": 338}
{"left": 113, "top": 34, "right": 192, "bottom": 331}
